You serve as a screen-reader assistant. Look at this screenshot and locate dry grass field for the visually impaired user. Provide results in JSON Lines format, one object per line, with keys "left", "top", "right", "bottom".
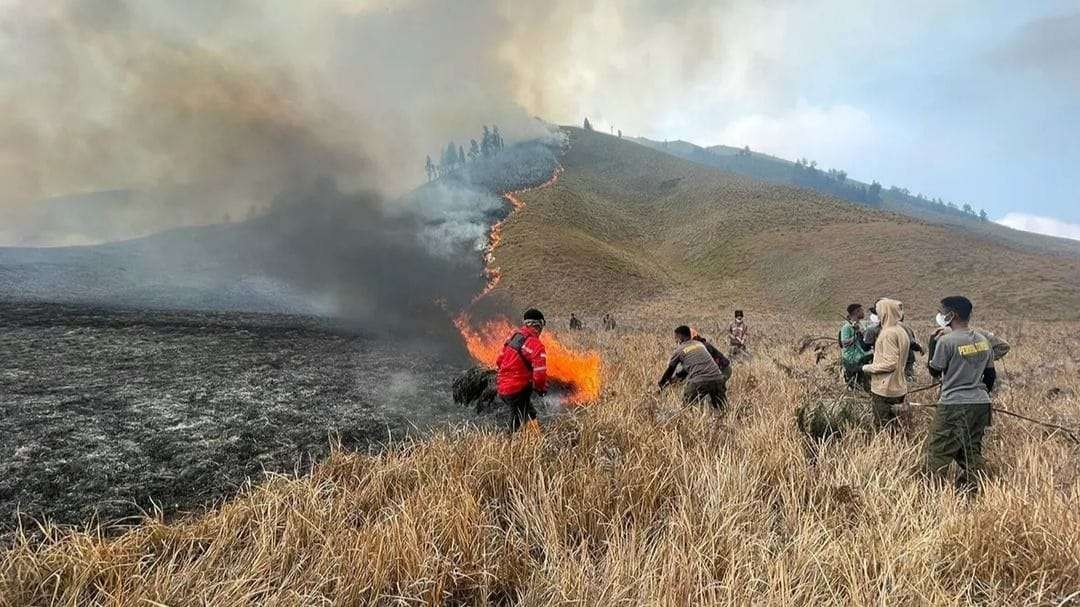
{"left": 4, "top": 128, "right": 1079, "bottom": 605}
{"left": 2, "top": 319, "right": 1078, "bottom": 605}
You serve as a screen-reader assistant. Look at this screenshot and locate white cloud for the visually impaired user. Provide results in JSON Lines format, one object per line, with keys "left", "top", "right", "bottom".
{"left": 712, "top": 102, "right": 885, "bottom": 172}
{"left": 995, "top": 212, "right": 1080, "bottom": 241}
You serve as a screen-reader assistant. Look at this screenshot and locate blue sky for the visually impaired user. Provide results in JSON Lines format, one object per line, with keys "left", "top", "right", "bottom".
{"left": 520, "top": 1, "right": 1080, "bottom": 236}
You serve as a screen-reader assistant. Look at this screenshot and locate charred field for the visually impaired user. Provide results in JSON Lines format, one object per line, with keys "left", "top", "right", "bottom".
{"left": 0, "top": 301, "right": 490, "bottom": 534}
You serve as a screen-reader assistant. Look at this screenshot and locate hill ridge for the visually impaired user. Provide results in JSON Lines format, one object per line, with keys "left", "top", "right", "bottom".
{"left": 490, "top": 127, "right": 1080, "bottom": 320}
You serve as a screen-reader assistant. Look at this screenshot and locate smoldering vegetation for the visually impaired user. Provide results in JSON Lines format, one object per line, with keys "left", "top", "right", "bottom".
{"left": 0, "top": 303, "right": 470, "bottom": 534}
{"left": 0, "top": 139, "right": 563, "bottom": 535}
{"left": 0, "top": 138, "right": 561, "bottom": 332}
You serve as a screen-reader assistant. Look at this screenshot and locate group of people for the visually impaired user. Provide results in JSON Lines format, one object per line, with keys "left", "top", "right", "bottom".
{"left": 492, "top": 308, "right": 749, "bottom": 435}
{"left": 840, "top": 295, "right": 1009, "bottom": 490}
{"left": 655, "top": 310, "right": 750, "bottom": 408}
{"left": 568, "top": 312, "right": 618, "bottom": 331}
{"left": 492, "top": 297, "right": 1009, "bottom": 491}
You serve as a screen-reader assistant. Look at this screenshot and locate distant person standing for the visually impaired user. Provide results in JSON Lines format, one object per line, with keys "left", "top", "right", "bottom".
{"left": 860, "top": 298, "right": 910, "bottom": 430}
{"left": 495, "top": 309, "right": 548, "bottom": 434}
{"left": 925, "top": 296, "right": 1009, "bottom": 492}
{"left": 840, "top": 303, "right": 872, "bottom": 390}
{"left": 569, "top": 313, "right": 584, "bottom": 331}
{"left": 602, "top": 313, "right": 617, "bottom": 331}
{"left": 728, "top": 310, "right": 749, "bottom": 358}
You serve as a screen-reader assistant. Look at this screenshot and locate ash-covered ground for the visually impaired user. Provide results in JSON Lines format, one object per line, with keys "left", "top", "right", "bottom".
{"left": 0, "top": 302, "right": 491, "bottom": 534}
{"left": 0, "top": 137, "right": 566, "bottom": 537}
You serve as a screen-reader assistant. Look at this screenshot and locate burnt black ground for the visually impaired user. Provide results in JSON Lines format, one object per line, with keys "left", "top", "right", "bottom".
{"left": 0, "top": 301, "right": 489, "bottom": 535}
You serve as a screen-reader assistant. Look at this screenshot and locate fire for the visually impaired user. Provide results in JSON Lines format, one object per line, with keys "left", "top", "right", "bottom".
{"left": 454, "top": 164, "right": 600, "bottom": 404}
{"left": 475, "top": 167, "right": 564, "bottom": 299}
{"left": 454, "top": 314, "right": 601, "bottom": 404}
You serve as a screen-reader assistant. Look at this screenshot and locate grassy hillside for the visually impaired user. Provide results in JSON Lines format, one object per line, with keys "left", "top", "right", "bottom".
{"left": 494, "top": 128, "right": 1080, "bottom": 320}
{"left": 633, "top": 136, "right": 1080, "bottom": 259}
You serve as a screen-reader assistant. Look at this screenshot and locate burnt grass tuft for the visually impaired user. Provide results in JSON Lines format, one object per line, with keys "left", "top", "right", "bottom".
{"left": 0, "top": 302, "right": 479, "bottom": 535}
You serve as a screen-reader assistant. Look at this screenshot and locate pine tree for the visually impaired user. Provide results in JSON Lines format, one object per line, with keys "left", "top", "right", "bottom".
{"left": 868, "top": 181, "right": 882, "bottom": 202}
{"left": 481, "top": 126, "right": 493, "bottom": 157}
{"left": 583, "top": 117, "right": 593, "bottom": 131}
{"left": 425, "top": 155, "right": 435, "bottom": 181}
{"left": 469, "top": 139, "right": 480, "bottom": 162}
{"left": 492, "top": 125, "right": 503, "bottom": 151}
{"left": 445, "top": 142, "right": 458, "bottom": 172}
{"left": 458, "top": 145, "right": 466, "bottom": 166}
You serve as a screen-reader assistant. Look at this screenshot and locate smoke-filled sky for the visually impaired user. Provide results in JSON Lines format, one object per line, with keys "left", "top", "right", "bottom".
{"left": 2, "top": 0, "right": 1079, "bottom": 241}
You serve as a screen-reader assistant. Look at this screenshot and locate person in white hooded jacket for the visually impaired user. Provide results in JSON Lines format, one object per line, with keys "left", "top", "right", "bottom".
{"left": 861, "top": 298, "right": 910, "bottom": 430}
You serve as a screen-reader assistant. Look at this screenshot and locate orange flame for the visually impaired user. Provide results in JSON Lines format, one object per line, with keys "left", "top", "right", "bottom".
{"left": 475, "top": 167, "right": 564, "bottom": 299}
{"left": 454, "top": 314, "right": 601, "bottom": 404}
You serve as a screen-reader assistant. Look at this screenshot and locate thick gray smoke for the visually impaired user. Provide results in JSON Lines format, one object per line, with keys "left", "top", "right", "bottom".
{"left": 0, "top": 0, "right": 554, "bottom": 244}
{"left": 240, "top": 139, "right": 562, "bottom": 332}
{"left": 0, "top": 0, "right": 572, "bottom": 332}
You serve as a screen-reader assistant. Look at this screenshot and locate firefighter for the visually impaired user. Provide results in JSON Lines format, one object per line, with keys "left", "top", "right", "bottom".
{"left": 925, "top": 296, "right": 1010, "bottom": 492}
{"left": 658, "top": 326, "right": 728, "bottom": 409}
{"left": 728, "top": 310, "right": 749, "bottom": 358}
{"left": 496, "top": 308, "right": 548, "bottom": 433}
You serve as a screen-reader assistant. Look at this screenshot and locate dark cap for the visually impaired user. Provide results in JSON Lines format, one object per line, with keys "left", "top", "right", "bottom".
{"left": 523, "top": 308, "right": 545, "bottom": 323}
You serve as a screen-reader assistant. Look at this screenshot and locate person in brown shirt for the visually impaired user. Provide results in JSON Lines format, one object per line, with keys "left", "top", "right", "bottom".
{"left": 659, "top": 325, "right": 727, "bottom": 409}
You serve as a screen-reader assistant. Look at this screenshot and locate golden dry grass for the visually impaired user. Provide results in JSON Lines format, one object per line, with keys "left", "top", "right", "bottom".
{"left": 495, "top": 128, "right": 1080, "bottom": 321}
{"left": 2, "top": 319, "right": 1078, "bottom": 606}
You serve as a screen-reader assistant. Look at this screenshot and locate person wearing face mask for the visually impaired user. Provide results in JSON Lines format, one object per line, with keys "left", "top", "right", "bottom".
{"left": 863, "top": 304, "right": 883, "bottom": 349}
{"left": 863, "top": 300, "right": 922, "bottom": 378}
{"left": 839, "top": 303, "right": 872, "bottom": 390}
{"left": 728, "top": 310, "right": 749, "bottom": 359}
{"left": 860, "top": 298, "right": 910, "bottom": 430}
{"left": 925, "top": 296, "right": 1010, "bottom": 491}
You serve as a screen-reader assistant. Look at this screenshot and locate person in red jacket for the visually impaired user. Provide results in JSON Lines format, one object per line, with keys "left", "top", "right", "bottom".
{"left": 496, "top": 308, "right": 548, "bottom": 432}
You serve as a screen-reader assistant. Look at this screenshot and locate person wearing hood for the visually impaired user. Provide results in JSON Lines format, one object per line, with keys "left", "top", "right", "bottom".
{"left": 864, "top": 299, "right": 923, "bottom": 380}
{"left": 860, "top": 298, "right": 911, "bottom": 430}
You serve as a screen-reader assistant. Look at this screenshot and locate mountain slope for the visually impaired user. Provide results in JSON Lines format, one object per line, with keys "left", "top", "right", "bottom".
{"left": 632, "top": 136, "right": 1080, "bottom": 259}
{"left": 493, "top": 128, "right": 1080, "bottom": 320}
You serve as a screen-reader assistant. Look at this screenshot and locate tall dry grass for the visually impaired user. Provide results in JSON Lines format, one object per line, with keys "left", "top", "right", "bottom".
{"left": 2, "top": 321, "right": 1078, "bottom": 606}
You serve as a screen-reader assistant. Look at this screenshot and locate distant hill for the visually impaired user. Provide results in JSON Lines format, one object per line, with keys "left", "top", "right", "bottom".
{"left": 1, "top": 187, "right": 246, "bottom": 248}
{"left": 631, "top": 136, "right": 1080, "bottom": 258}
{"left": 491, "top": 128, "right": 1080, "bottom": 320}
